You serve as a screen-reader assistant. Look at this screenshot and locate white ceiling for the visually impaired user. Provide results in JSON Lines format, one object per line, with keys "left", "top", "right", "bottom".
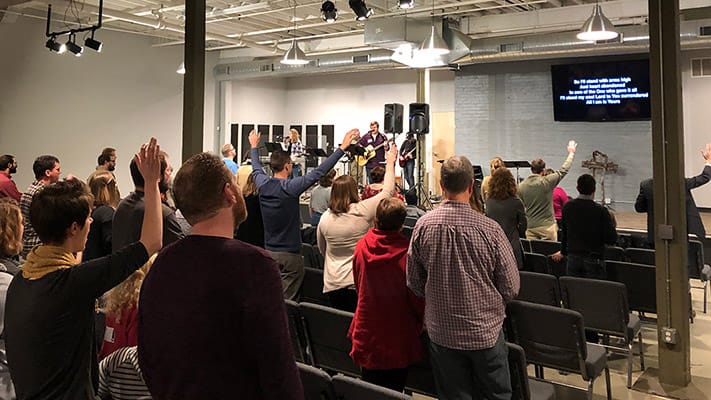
{"left": 3, "top": 0, "right": 710, "bottom": 58}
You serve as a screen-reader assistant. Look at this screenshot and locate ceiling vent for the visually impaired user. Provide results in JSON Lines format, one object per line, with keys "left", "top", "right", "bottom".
{"left": 259, "top": 64, "right": 273, "bottom": 72}
{"left": 700, "top": 26, "right": 711, "bottom": 36}
{"left": 353, "top": 54, "right": 370, "bottom": 64}
{"left": 691, "top": 58, "right": 711, "bottom": 77}
{"left": 499, "top": 42, "right": 523, "bottom": 53}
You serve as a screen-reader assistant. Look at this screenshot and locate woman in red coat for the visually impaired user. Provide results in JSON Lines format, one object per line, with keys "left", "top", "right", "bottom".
{"left": 348, "top": 197, "right": 425, "bottom": 392}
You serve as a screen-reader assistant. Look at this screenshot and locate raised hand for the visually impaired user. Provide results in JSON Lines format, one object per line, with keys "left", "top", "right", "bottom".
{"left": 567, "top": 140, "right": 578, "bottom": 154}
{"left": 249, "top": 129, "right": 260, "bottom": 149}
{"left": 386, "top": 143, "right": 398, "bottom": 165}
{"left": 135, "top": 138, "right": 161, "bottom": 185}
{"left": 702, "top": 143, "right": 711, "bottom": 162}
{"left": 339, "top": 129, "right": 360, "bottom": 151}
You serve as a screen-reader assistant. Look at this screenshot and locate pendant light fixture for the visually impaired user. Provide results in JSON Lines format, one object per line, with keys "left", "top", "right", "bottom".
{"left": 176, "top": 61, "right": 186, "bottom": 74}
{"left": 418, "top": 0, "right": 449, "bottom": 57}
{"left": 577, "top": 1, "right": 618, "bottom": 41}
{"left": 281, "top": 0, "right": 309, "bottom": 65}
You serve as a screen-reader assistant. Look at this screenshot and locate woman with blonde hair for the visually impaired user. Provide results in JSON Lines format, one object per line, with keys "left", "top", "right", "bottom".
{"left": 286, "top": 129, "right": 305, "bottom": 179}
{"left": 0, "top": 198, "right": 18, "bottom": 399}
{"left": 84, "top": 171, "right": 121, "bottom": 262}
{"left": 481, "top": 156, "right": 505, "bottom": 202}
{"left": 485, "top": 167, "right": 527, "bottom": 268}
{"left": 317, "top": 145, "right": 397, "bottom": 311}
{"left": 234, "top": 173, "right": 264, "bottom": 247}
{"left": 99, "top": 254, "right": 155, "bottom": 360}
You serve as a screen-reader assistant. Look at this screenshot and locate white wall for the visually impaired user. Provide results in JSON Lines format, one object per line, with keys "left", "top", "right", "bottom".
{"left": 682, "top": 49, "right": 711, "bottom": 208}
{"left": 0, "top": 16, "right": 217, "bottom": 192}
{"left": 229, "top": 69, "right": 455, "bottom": 147}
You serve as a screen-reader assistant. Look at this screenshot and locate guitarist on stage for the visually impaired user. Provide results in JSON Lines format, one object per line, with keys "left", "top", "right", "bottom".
{"left": 356, "top": 121, "right": 389, "bottom": 183}
{"left": 400, "top": 132, "right": 416, "bottom": 189}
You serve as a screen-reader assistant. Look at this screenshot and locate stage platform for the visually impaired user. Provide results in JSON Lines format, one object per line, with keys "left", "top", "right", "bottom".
{"left": 615, "top": 210, "right": 711, "bottom": 237}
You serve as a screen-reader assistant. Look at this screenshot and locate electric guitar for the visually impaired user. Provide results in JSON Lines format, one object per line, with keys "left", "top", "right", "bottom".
{"left": 398, "top": 147, "right": 416, "bottom": 168}
{"left": 357, "top": 139, "right": 392, "bottom": 167}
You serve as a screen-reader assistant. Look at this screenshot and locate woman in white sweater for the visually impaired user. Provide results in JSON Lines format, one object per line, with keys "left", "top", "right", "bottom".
{"left": 317, "top": 144, "right": 398, "bottom": 312}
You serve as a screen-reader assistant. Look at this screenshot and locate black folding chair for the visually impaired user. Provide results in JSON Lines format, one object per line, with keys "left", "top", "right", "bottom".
{"left": 604, "top": 246, "right": 627, "bottom": 262}
{"left": 302, "top": 243, "right": 316, "bottom": 269}
{"left": 688, "top": 239, "right": 711, "bottom": 313}
{"left": 606, "top": 261, "right": 657, "bottom": 314}
{"left": 404, "top": 332, "right": 437, "bottom": 397}
{"left": 523, "top": 252, "right": 551, "bottom": 275}
{"left": 625, "top": 248, "right": 655, "bottom": 266}
{"left": 506, "top": 300, "right": 612, "bottom": 400}
{"left": 286, "top": 300, "right": 308, "bottom": 363}
{"left": 300, "top": 302, "right": 360, "bottom": 376}
{"left": 517, "top": 271, "right": 561, "bottom": 307}
{"left": 529, "top": 240, "right": 562, "bottom": 256}
{"left": 520, "top": 238, "right": 532, "bottom": 253}
{"left": 332, "top": 375, "right": 412, "bottom": 400}
{"left": 301, "top": 268, "right": 330, "bottom": 306}
{"left": 559, "top": 277, "right": 645, "bottom": 388}
{"left": 507, "top": 342, "right": 556, "bottom": 400}
{"left": 297, "top": 362, "right": 337, "bottom": 400}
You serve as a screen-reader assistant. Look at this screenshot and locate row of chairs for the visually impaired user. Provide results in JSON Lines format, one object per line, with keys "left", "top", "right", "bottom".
{"left": 516, "top": 272, "right": 645, "bottom": 388}
{"left": 290, "top": 301, "right": 558, "bottom": 400}
{"left": 301, "top": 243, "right": 325, "bottom": 270}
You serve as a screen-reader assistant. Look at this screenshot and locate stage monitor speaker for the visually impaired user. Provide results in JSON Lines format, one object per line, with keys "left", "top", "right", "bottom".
{"left": 384, "top": 103, "right": 404, "bottom": 133}
{"left": 409, "top": 103, "right": 429, "bottom": 134}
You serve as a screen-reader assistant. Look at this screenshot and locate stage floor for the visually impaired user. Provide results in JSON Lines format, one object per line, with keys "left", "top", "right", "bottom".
{"left": 615, "top": 211, "right": 711, "bottom": 237}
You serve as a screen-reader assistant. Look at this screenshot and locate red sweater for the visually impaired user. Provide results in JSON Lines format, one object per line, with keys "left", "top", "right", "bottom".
{"left": 99, "top": 305, "right": 138, "bottom": 360}
{"left": 348, "top": 228, "right": 425, "bottom": 369}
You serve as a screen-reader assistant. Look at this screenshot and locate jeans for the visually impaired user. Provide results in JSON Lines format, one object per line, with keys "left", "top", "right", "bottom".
{"left": 566, "top": 254, "right": 607, "bottom": 279}
{"left": 365, "top": 166, "right": 373, "bottom": 184}
{"left": 429, "top": 332, "right": 512, "bottom": 400}
{"left": 403, "top": 159, "right": 415, "bottom": 189}
{"left": 268, "top": 251, "right": 305, "bottom": 300}
{"left": 291, "top": 163, "right": 302, "bottom": 179}
{"left": 310, "top": 212, "right": 322, "bottom": 227}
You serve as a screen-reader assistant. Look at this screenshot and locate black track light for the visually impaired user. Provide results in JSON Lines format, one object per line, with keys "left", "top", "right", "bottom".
{"left": 66, "top": 34, "right": 83, "bottom": 57}
{"left": 321, "top": 0, "right": 338, "bottom": 23}
{"left": 348, "top": 0, "right": 372, "bottom": 21}
{"left": 85, "top": 31, "right": 103, "bottom": 52}
{"left": 398, "top": 0, "right": 414, "bottom": 9}
{"left": 45, "top": 36, "right": 66, "bottom": 54}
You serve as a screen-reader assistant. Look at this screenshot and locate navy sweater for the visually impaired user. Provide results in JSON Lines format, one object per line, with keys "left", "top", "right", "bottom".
{"left": 251, "top": 147, "right": 344, "bottom": 253}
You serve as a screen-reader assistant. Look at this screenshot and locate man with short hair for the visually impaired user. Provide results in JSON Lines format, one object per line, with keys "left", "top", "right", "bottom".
{"left": 221, "top": 143, "right": 239, "bottom": 174}
{"left": 560, "top": 174, "right": 617, "bottom": 279}
{"left": 20, "top": 155, "right": 62, "bottom": 257}
{"left": 518, "top": 140, "right": 577, "bottom": 241}
{"left": 250, "top": 128, "right": 358, "bottom": 300}
{"left": 112, "top": 157, "right": 184, "bottom": 252}
{"left": 357, "top": 121, "right": 389, "bottom": 183}
{"left": 96, "top": 148, "right": 117, "bottom": 172}
{"left": 0, "top": 155, "right": 21, "bottom": 202}
{"left": 407, "top": 155, "right": 519, "bottom": 400}
{"left": 139, "top": 152, "right": 303, "bottom": 399}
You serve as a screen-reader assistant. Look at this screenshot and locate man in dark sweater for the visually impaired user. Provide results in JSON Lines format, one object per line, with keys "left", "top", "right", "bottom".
{"left": 250, "top": 128, "right": 359, "bottom": 300}
{"left": 559, "top": 174, "right": 617, "bottom": 279}
{"left": 139, "top": 153, "right": 303, "bottom": 399}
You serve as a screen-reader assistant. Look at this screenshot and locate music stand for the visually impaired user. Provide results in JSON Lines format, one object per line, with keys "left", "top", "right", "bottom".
{"left": 472, "top": 165, "right": 484, "bottom": 181}
{"left": 264, "top": 142, "right": 283, "bottom": 153}
{"left": 503, "top": 161, "right": 532, "bottom": 183}
{"left": 304, "top": 148, "right": 329, "bottom": 175}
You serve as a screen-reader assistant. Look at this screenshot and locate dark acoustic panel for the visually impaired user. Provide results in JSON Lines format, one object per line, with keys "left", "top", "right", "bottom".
{"left": 257, "top": 124, "right": 270, "bottom": 156}
{"left": 240, "top": 124, "right": 254, "bottom": 161}
{"left": 272, "top": 125, "right": 285, "bottom": 144}
{"left": 305, "top": 125, "right": 318, "bottom": 168}
{"left": 321, "top": 125, "right": 334, "bottom": 155}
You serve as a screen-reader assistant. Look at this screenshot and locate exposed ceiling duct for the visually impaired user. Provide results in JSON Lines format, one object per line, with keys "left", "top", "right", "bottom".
{"left": 215, "top": 17, "right": 711, "bottom": 80}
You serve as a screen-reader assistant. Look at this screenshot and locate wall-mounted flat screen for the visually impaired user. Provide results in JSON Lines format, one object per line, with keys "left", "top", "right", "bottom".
{"left": 551, "top": 59, "right": 651, "bottom": 122}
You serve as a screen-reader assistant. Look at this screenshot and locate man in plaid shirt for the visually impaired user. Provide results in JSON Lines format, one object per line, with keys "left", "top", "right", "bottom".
{"left": 20, "top": 155, "right": 62, "bottom": 258}
{"left": 407, "top": 155, "right": 519, "bottom": 400}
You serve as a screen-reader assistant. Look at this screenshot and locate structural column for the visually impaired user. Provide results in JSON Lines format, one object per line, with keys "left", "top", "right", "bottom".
{"left": 649, "top": 0, "right": 691, "bottom": 387}
{"left": 416, "top": 69, "right": 430, "bottom": 205}
{"left": 181, "top": 0, "right": 206, "bottom": 162}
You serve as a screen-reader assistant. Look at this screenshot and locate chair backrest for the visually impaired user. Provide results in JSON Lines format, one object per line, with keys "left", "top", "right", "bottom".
{"left": 529, "top": 240, "right": 561, "bottom": 256}
{"left": 301, "top": 203, "right": 312, "bottom": 225}
{"left": 604, "top": 246, "right": 627, "bottom": 262}
{"left": 615, "top": 232, "right": 632, "bottom": 248}
{"left": 523, "top": 252, "right": 551, "bottom": 275}
{"left": 606, "top": 261, "right": 657, "bottom": 313}
{"left": 313, "top": 247, "right": 325, "bottom": 270}
{"left": 625, "top": 248, "right": 655, "bottom": 266}
{"left": 688, "top": 239, "right": 704, "bottom": 279}
{"left": 285, "top": 300, "right": 306, "bottom": 363}
{"left": 559, "top": 277, "right": 629, "bottom": 337}
{"left": 299, "top": 302, "right": 360, "bottom": 376}
{"left": 301, "top": 268, "right": 330, "bottom": 306}
{"left": 332, "top": 375, "right": 412, "bottom": 400}
{"left": 302, "top": 244, "right": 316, "bottom": 269}
{"left": 520, "top": 238, "right": 532, "bottom": 253}
{"left": 506, "top": 300, "right": 590, "bottom": 379}
{"left": 297, "top": 362, "right": 337, "bottom": 400}
{"left": 404, "top": 332, "right": 438, "bottom": 397}
{"left": 507, "top": 343, "right": 532, "bottom": 400}
{"left": 517, "top": 271, "right": 561, "bottom": 307}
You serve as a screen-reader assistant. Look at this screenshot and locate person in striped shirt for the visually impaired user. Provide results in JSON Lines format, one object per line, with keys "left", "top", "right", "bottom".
{"left": 98, "top": 346, "right": 151, "bottom": 400}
